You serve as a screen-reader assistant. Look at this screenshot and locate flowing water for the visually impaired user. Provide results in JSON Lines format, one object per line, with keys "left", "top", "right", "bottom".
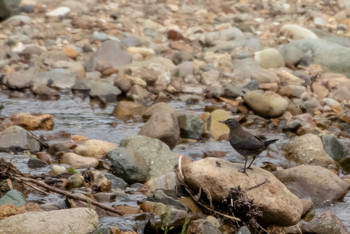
{"left": 0, "top": 92, "right": 349, "bottom": 230}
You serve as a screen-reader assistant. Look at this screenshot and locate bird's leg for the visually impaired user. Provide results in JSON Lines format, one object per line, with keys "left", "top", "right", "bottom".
{"left": 246, "top": 156, "right": 256, "bottom": 170}
{"left": 239, "top": 156, "right": 248, "bottom": 175}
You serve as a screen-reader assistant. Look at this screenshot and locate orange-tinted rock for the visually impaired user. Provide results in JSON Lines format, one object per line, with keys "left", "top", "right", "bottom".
{"left": 63, "top": 46, "right": 78, "bottom": 59}
{"left": 0, "top": 112, "right": 54, "bottom": 131}
{"left": 0, "top": 203, "right": 40, "bottom": 220}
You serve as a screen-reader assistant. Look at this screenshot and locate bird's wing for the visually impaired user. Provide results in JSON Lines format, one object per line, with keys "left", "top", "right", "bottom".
{"left": 232, "top": 136, "right": 263, "bottom": 151}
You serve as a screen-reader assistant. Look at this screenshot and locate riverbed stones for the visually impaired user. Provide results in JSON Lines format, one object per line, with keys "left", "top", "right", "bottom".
{"left": 107, "top": 135, "right": 177, "bottom": 184}
{"left": 139, "top": 109, "right": 180, "bottom": 150}
{"left": 283, "top": 134, "right": 335, "bottom": 168}
{"left": 0, "top": 126, "right": 41, "bottom": 153}
{"left": 209, "top": 109, "right": 231, "bottom": 140}
{"left": 74, "top": 139, "right": 117, "bottom": 159}
{"left": 243, "top": 90, "right": 288, "bottom": 118}
{"left": 274, "top": 165, "right": 349, "bottom": 205}
{"left": 182, "top": 157, "right": 303, "bottom": 226}
{"left": 113, "top": 101, "right": 147, "bottom": 120}
{"left": 85, "top": 40, "right": 132, "bottom": 71}
{"left": 254, "top": 48, "right": 285, "bottom": 69}
{"left": 0, "top": 208, "right": 98, "bottom": 234}
{"left": 0, "top": 190, "right": 26, "bottom": 207}
{"left": 89, "top": 80, "right": 121, "bottom": 102}
{"left": 67, "top": 173, "right": 84, "bottom": 188}
{"left": 0, "top": 112, "right": 54, "bottom": 131}
{"left": 299, "top": 211, "right": 349, "bottom": 234}
{"left": 60, "top": 152, "right": 99, "bottom": 169}
{"left": 178, "top": 113, "right": 204, "bottom": 140}
{"left": 3, "top": 71, "right": 33, "bottom": 89}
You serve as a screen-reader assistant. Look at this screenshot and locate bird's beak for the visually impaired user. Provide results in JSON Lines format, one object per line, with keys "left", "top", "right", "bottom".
{"left": 219, "top": 121, "right": 225, "bottom": 124}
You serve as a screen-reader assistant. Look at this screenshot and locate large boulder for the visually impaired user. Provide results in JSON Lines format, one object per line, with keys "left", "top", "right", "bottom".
{"left": 243, "top": 90, "right": 288, "bottom": 118}
{"left": 0, "top": 208, "right": 98, "bottom": 234}
{"left": 182, "top": 157, "right": 303, "bottom": 226}
{"left": 139, "top": 106, "right": 179, "bottom": 150}
{"left": 107, "top": 135, "right": 177, "bottom": 184}
{"left": 0, "top": 126, "right": 41, "bottom": 153}
{"left": 283, "top": 134, "right": 335, "bottom": 168}
{"left": 274, "top": 165, "right": 349, "bottom": 205}
{"left": 85, "top": 40, "right": 132, "bottom": 71}
{"left": 0, "top": 112, "right": 54, "bottom": 131}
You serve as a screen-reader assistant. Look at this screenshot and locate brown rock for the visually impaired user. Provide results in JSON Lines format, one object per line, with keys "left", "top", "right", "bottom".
{"left": 63, "top": 46, "right": 78, "bottom": 59}
{"left": 203, "top": 151, "right": 226, "bottom": 158}
{"left": 0, "top": 203, "right": 40, "bottom": 220}
{"left": 182, "top": 158, "right": 303, "bottom": 226}
{"left": 113, "top": 101, "right": 147, "bottom": 120}
{"left": 0, "top": 112, "right": 54, "bottom": 131}
{"left": 114, "top": 78, "right": 132, "bottom": 93}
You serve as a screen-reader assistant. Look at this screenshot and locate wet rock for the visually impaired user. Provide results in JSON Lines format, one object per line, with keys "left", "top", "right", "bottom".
{"left": 178, "top": 113, "right": 204, "bottom": 140}
{"left": 46, "top": 7, "right": 71, "bottom": 17}
{"left": 93, "top": 192, "right": 116, "bottom": 203}
{"left": 141, "top": 172, "right": 177, "bottom": 195}
{"left": 0, "top": 112, "right": 54, "bottom": 131}
{"left": 74, "top": 139, "right": 117, "bottom": 159}
{"left": 86, "top": 40, "right": 132, "bottom": 72}
{"left": 283, "top": 134, "right": 335, "bottom": 168}
{"left": 210, "top": 109, "right": 231, "bottom": 140}
{"left": 28, "top": 157, "right": 48, "bottom": 168}
{"left": 113, "top": 101, "right": 147, "bottom": 120}
{"left": 254, "top": 48, "right": 285, "bottom": 69}
{"left": 0, "top": 208, "right": 98, "bottom": 234}
{"left": 299, "top": 211, "right": 349, "bottom": 234}
{"left": 274, "top": 165, "right": 349, "bottom": 205}
{"left": 0, "top": 190, "right": 26, "bottom": 207}
{"left": 107, "top": 135, "right": 177, "bottom": 184}
{"left": 4, "top": 71, "right": 33, "bottom": 89}
{"left": 243, "top": 90, "right": 288, "bottom": 118}
{"left": 0, "top": 203, "right": 40, "bottom": 220}
{"left": 67, "top": 173, "right": 84, "bottom": 188}
{"left": 0, "top": 126, "right": 41, "bottom": 153}
{"left": 49, "top": 165, "right": 67, "bottom": 176}
{"left": 280, "top": 24, "right": 318, "bottom": 40}
{"left": 182, "top": 158, "right": 303, "bottom": 226}
{"left": 31, "top": 83, "right": 60, "bottom": 100}
{"left": 89, "top": 80, "right": 121, "bottom": 102}
{"left": 322, "top": 134, "right": 350, "bottom": 162}
{"left": 88, "top": 170, "right": 111, "bottom": 192}
{"left": 34, "top": 69, "right": 77, "bottom": 90}
{"left": 139, "top": 110, "right": 179, "bottom": 150}
{"left": 103, "top": 172, "right": 128, "bottom": 190}
{"left": 0, "top": 0, "right": 21, "bottom": 20}
{"left": 60, "top": 152, "right": 99, "bottom": 169}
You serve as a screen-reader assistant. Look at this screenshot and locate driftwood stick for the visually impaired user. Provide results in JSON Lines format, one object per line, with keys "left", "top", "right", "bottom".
{"left": 14, "top": 176, "right": 124, "bottom": 216}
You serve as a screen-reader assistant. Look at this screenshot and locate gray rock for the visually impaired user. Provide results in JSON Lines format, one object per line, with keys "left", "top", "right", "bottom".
{"left": 243, "top": 90, "right": 288, "bottom": 118}
{"left": 67, "top": 173, "right": 84, "bottom": 188}
{"left": 178, "top": 113, "right": 204, "bottom": 140}
{"left": 8, "top": 34, "right": 31, "bottom": 45}
{"left": 4, "top": 71, "right": 33, "bottom": 89}
{"left": 0, "top": 190, "right": 26, "bottom": 207}
{"left": 200, "top": 69, "right": 220, "bottom": 86}
{"left": 3, "top": 15, "right": 31, "bottom": 25}
{"left": 0, "top": 0, "right": 21, "bottom": 20}
{"left": 121, "top": 35, "right": 141, "bottom": 47}
{"left": 222, "top": 82, "right": 243, "bottom": 98}
{"left": 204, "top": 27, "right": 244, "bottom": 45}
{"left": 31, "top": 83, "right": 60, "bottom": 100}
{"left": 85, "top": 40, "right": 132, "bottom": 72}
{"left": 89, "top": 80, "right": 121, "bottom": 102}
{"left": 279, "top": 85, "right": 306, "bottom": 98}
{"left": 19, "top": 45, "right": 43, "bottom": 59}
{"left": 274, "top": 165, "right": 349, "bottom": 205}
{"left": 300, "top": 211, "right": 349, "bottom": 234}
{"left": 278, "top": 38, "right": 350, "bottom": 77}
{"left": 322, "top": 134, "right": 350, "bottom": 162}
{"left": 0, "top": 208, "right": 98, "bottom": 234}
{"left": 283, "top": 134, "right": 335, "bottom": 168}
{"left": 142, "top": 102, "right": 178, "bottom": 121}
{"left": 126, "top": 85, "right": 151, "bottom": 101}
{"left": 72, "top": 79, "right": 91, "bottom": 92}
{"left": 187, "top": 219, "right": 222, "bottom": 234}
{"left": 0, "top": 126, "right": 41, "bottom": 152}
{"left": 28, "top": 157, "right": 48, "bottom": 168}
{"left": 102, "top": 172, "right": 128, "bottom": 189}
{"left": 34, "top": 69, "right": 77, "bottom": 89}
{"left": 172, "top": 51, "right": 193, "bottom": 65}
{"left": 107, "top": 135, "right": 177, "bottom": 184}
{"left": 178, "top": 61, "right": 194, "bottom": 78}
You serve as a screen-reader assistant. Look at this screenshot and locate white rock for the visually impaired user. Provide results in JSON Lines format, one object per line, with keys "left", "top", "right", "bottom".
{"left": 46, "top": 7, "right": 71, "bottom": 17}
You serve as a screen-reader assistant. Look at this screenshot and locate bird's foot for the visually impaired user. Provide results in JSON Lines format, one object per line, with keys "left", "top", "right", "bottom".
{"left": 246, "top": 167, "right": 253, "bottom": 170}
{"left": 238, "top": 168, "right": 248, "bottom": 176}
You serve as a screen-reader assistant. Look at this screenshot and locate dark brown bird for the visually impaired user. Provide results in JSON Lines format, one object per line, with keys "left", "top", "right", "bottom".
{"left": 219, "top": 118, "right": 278, "bottom": 174}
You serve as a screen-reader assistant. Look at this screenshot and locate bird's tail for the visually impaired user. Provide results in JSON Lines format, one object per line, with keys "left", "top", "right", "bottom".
{"left": 264, "top": 139, "right": 278, "bottom": 147}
